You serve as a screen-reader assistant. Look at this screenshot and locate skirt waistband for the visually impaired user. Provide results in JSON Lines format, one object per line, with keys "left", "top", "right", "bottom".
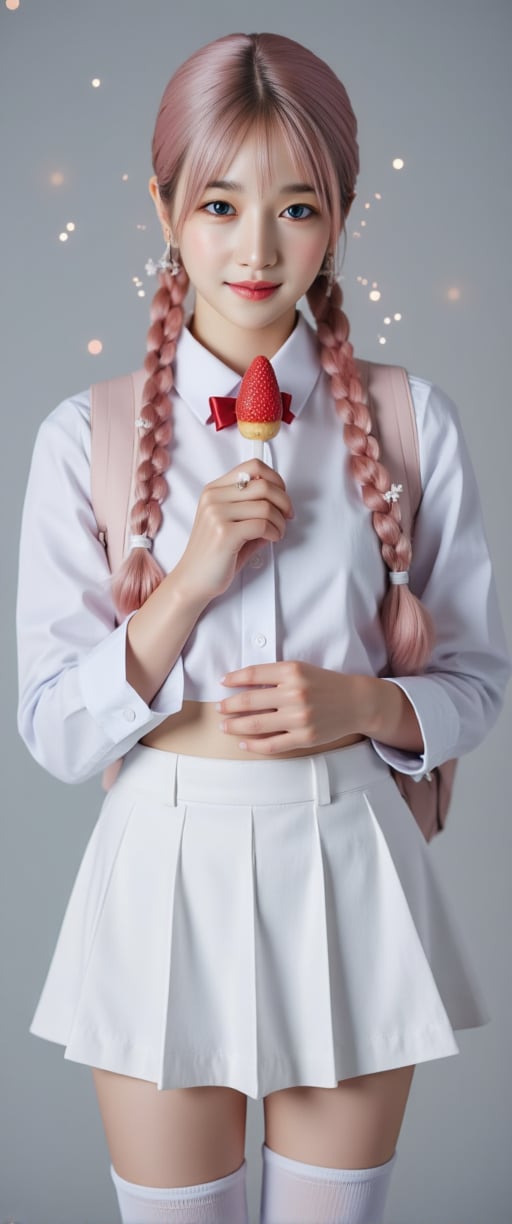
{"left": 115, "top": 739, "right": 390, "bottom": 807}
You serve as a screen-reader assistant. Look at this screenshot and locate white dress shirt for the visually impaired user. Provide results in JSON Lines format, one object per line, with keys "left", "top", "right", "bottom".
{"left": 16, "top": 311, "right": 511, "bottom": 784}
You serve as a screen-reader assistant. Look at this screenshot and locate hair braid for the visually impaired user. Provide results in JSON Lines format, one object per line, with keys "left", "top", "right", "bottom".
{"left": 110, "top": 264, "right": 189, "bottom": 617}
{"left": 307, "top": 274, "right": 435, "bottom": 675}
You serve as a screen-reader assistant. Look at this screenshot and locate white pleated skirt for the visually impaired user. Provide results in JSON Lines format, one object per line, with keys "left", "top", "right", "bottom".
{"left": 29, "top": 740, "right": 489, "bottom": 1100}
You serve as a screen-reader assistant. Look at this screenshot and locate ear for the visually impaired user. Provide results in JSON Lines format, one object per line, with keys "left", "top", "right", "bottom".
{"left": 148, "top": 175, "right": 171, "bottom": 239}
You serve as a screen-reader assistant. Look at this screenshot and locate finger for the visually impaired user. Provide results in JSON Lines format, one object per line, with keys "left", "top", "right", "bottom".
{"left": 208, "top": 458, "right": 287, "bottom": 491}
{"left": 219, "top": 710, "right": 286, "bottom": 736}
{"left": 237, "top": 732, "right": 310, "bottom": 755}
{"left": 204, "top": 478, "right": 293, "bottom": 519}
{"left": 207, "top": 505, "right": 286, "bottom": 554}
{"left": 218, "top": 687, "right": 295, "bottom": 715}
{"left": 222, "top": 503, "right": 289, "bottom": 538}
{"left": 220, "top": 664, "right": 292, "bottom": 687}
{"left": 228, "top": 516, "right": 284, "bottom": 550}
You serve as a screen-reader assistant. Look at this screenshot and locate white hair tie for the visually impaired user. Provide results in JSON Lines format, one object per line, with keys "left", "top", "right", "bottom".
{"left": 388, "top": 570, "right": 409, "bottom": 585}
{"left": 130, "top": 534, "right": 153, "bottom": 551}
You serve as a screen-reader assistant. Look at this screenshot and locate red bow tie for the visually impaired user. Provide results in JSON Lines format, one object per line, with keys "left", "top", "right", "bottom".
{"left": 208, "top": 391, "right": 294, "bottom": 431}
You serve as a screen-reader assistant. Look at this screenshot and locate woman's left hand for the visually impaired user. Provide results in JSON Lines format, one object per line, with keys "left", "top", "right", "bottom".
{"left": 217, "top": 661, "right": 377, "bottom": 754}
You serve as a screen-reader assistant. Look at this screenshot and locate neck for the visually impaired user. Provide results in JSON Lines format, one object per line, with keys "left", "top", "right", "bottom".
{"left": 188, "top": 303, "right": 298, "bottom": 375}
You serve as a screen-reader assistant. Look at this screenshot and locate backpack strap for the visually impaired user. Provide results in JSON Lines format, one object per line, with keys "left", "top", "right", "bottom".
{"left": 89, "top": 367, "right": 146, "bottom": 792}
{"left": 355, "top": 359, "right": 421, "bottom": 538}
{"left": 90, "top": 367, "right": 147, "bottom": 575}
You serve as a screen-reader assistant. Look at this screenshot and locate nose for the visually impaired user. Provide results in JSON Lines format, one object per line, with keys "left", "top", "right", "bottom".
{"left": 236, "top": 208, "right": 277, "bottom": 270}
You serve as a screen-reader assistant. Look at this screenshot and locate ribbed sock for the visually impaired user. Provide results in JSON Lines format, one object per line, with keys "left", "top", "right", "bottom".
{"left": 259, "top": 1143, "right": 397, "bottom": 1224}
{"left": 110, "top": 1157, "right": 249, "bottom": 1223}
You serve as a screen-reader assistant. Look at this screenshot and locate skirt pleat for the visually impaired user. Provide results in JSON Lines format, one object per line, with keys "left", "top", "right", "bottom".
{"left": 29, "top": 740, "right": 490, "bottom": 1099}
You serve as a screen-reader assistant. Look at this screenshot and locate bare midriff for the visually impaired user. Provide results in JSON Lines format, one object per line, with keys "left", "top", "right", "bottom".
{"left": 140, "top": 700, "right": 367, "bottom": 760}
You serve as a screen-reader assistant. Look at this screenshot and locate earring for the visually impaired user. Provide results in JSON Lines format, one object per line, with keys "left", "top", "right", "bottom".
{"left": 145, "top": 232, "right": 181, "bottom": 277}
{"left": 319, "top": 250, "right": 336, "bottom": 293}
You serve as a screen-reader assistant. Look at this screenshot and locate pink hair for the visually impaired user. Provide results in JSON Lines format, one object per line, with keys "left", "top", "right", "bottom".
{"left": 111, "top": 31, "right": 435, "bottom": 676}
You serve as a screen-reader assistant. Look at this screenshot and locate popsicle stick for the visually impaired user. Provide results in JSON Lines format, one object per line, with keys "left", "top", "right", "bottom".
{"left": 252, "top": 439, "right": 264, "bottom": 461}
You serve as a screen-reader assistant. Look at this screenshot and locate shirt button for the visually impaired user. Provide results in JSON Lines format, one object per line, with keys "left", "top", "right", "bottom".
{"left": 250, "top": 552, "right": 263, "bottom": 568}
{"left": 253, "top": 632, "right": 267, "bottom": 648}
{"left": 123, "top": 707, "right": 137, "bottom": 722}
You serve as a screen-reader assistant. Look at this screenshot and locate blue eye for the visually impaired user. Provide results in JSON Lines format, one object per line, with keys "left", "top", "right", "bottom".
{"left": 284, "top": 204, "right": 314, "bottom": 220}
{"left": 203, "top": 201, "right": 235, "bottom": 216}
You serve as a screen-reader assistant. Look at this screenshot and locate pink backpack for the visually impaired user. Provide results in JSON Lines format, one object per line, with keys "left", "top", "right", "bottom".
{"left": 90, "top": 358, "right": 457, "bottom": 842}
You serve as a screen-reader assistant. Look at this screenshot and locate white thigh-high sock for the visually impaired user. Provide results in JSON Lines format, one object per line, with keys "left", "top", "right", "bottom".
{"left": 110, "top": 1158, "right": 249, "bottom": 1224}
{"left": 259, "top": 1143, "right": 397, "bottom": 1224}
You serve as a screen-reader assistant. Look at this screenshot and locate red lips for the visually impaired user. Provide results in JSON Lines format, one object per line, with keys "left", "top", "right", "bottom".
{"left": 228, "top": 281, "right": 280, "bottom": 289}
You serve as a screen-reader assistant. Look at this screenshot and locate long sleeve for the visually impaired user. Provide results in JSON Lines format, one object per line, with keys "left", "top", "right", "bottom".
{"left": 371, "top": 379, "right": 511, "bottom": 779}
{"left": 16, "top": 394, "right": 184, "bottom": 785}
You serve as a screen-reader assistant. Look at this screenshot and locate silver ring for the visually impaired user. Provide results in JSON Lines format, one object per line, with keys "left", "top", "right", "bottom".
{"left": 235, "top": 472, "right": 251, "bottom": 490}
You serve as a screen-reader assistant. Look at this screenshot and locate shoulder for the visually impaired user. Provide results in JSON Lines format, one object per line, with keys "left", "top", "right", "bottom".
{"left": 406, "top": 371, "right": 461, "bottom": 432}
{"left": 404, "top": 372, "right": 472, "bottom": 488}
{"left": 359, "top": 357, "right": 469, "bottom": 489}
{"left": 361, "top": 357, "right": 460, "bottom": 429}
{"left": 35, "top": 387, "right": 92, "bottom": 460}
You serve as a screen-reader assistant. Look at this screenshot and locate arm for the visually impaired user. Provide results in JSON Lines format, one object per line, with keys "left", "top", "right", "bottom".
{"left": 368, "top": 378, "right": 512, "bottom": 779}
{"left": 16, "top": 398, "right": 291, "bottom": 783}
{"left": 16, "top": 395, "right": 200, "bottom": 785}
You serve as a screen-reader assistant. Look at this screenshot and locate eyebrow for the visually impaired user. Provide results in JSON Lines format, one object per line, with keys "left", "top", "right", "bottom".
{"left": 205, "top": 179, "right": 317, "bottom": 194}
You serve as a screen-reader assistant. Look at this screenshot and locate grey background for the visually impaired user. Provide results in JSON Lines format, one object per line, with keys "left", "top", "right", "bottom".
{"left": 1, "top": 1, "right": 511, "bottom": 1221}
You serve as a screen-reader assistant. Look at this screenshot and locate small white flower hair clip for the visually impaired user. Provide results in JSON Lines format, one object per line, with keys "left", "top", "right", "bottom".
{"left": 145, "top": 257, "right": 164, "bottom": 276}
{"left": 383, "top": 482, "right": 403, "bottom": 504}
{"left": 135, "top": 416, "right": 152, "bottom": 430}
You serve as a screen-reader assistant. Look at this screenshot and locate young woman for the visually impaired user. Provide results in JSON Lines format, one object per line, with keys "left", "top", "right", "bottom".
{"left": 17, "top": 31, "right": 511, "bottom": 1224}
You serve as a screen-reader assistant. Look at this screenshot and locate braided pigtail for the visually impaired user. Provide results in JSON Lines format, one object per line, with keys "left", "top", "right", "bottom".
{"left": 110, "top": 264, "right": 189, "bottom": 618}
{"left": 307, "top": 274, "right": 435, "bottom": 676}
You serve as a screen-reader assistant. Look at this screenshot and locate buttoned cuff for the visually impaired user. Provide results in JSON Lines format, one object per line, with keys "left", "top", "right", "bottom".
{"left": 77, "top": 613, "right": 184, "bottom": 744}
{"left": 370, "top": 675, "right": 461, "bottom": 780}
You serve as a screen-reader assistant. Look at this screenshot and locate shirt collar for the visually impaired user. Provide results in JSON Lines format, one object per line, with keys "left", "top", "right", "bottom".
{"left": 172, "top": 309, "right": 322, "bottom": 426}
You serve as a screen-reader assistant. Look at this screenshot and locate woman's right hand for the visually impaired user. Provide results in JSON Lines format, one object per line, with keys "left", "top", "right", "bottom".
{"left": 175, "top": 458, "right": 295, "bottom": 606}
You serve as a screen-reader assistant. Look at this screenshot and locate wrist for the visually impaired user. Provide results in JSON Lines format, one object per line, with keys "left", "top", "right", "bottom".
{"left": 359, "top": 676, "right": 425, "bottom": 753}
{"left": 351, "top": 675, "right": 383, "bottom": 738}
{"left": 167, "top": 562, "right": 210, "bottom": 618}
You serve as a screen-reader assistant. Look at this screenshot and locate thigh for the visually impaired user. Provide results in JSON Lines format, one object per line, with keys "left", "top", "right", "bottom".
{"left": 92, "top": 1068, "right": 248, "bottom": 1188}
{"left": 263, "top": 1064, "right": 415, "bottom": 1169}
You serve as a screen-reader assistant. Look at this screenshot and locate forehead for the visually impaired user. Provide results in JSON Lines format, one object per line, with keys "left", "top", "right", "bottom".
{"left": 213, "top": 126, "right": 311, "bottom": 193}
